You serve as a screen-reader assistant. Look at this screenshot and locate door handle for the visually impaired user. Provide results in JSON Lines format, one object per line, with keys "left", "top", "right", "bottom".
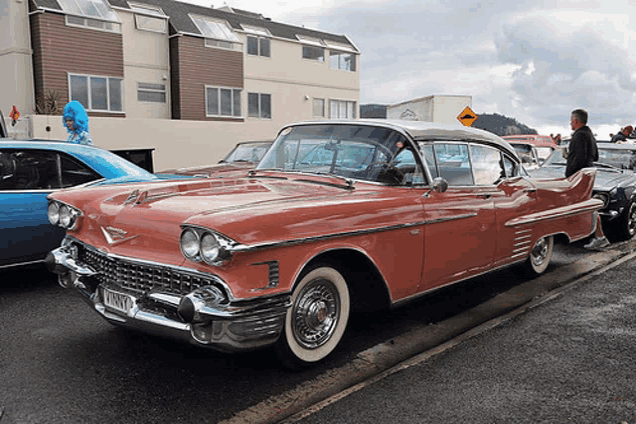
{"left": 477, "top": 194, "right": 492, "bottom": 199}
{"left": 524, "top": 188, "right": 537, "bottom": 193}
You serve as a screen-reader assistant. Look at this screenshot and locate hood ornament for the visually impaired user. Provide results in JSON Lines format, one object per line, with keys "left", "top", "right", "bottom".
{"left": 101, "top": 226, "right": 139, "bottom": 245}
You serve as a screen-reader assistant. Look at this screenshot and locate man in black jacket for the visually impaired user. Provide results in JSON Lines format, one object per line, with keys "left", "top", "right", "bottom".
{"left": 565, "top": 109, "right": 609, "bottom": 250}
{"left": 566, "top": 109, "right": 598, "bottom": 177}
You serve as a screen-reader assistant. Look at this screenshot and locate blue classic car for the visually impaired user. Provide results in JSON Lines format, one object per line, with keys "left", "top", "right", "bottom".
{"left": 0, "top": 139, "right": 164, "bottom": 269}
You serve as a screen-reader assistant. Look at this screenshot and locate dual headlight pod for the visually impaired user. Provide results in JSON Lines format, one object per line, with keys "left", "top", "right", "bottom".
{"left": 180, "top": 226, "right": 234, "bottom": 265}
{"left": 48, "top": 201, "right": 82, "bottom": 230}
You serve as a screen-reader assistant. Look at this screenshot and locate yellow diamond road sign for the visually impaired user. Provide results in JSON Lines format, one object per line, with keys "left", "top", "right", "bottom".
{"left": 457, "top": 106, "right": 478, "bottom": 127}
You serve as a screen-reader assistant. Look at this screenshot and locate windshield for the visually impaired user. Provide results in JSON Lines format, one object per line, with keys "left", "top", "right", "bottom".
{"left": 223, "top": 141, "right": 272, "bottom": 163}
{"left": 541, "top": 146, "right": 636, "bottom": 170}
{"left": 257, "top": 124, "right": 426, "bottom": 184}
{"left": 542, "top": 149, "right": 567, "bottom": 167}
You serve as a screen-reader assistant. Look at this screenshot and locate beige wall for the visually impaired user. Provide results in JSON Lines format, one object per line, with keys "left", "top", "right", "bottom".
{"left": 29, "top": 114, "right": 282, "bottom": 171}
{"left": 119, "top": 10, "right": 171, "bottom": 119}
{"left": 243, "top": 35, "right": 360, "bottom": 121}
{"left": 0, "top": 0, "right": 35, "bottom": 114}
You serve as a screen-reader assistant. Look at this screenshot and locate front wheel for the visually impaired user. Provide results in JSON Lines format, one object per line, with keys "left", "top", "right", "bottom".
{"left": 616, "top": 201, "right": 636, "bottom": 240}
{"left": 524, "top": 235, "right": 554, "bottom": 276}
{"left": 275, "top": 266, "right": 350, "bottom": 369}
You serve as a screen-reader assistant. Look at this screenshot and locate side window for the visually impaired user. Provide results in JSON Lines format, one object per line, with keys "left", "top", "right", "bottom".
{"left": 420, "top": 144, "right": 438, "bottom": 179}
{"left": 391, "top": 148, "right": 425, "bottom": 185}
{"left": 0, "top": 151, "right": 18, "bottom": 189}
{"left": 471, "top": 145, "right": 505, "bottom": 185}
{"left": 433, "top": 143, "right": 474, "bottom": 186}
{"left": 0, "top": 150, "right": 60, "bottom": 190}
{"left": 503, "top": 154, "right": 522, "bottom": 178}
{"left": 59, "top": 154, "right": 101, "bottom": 188}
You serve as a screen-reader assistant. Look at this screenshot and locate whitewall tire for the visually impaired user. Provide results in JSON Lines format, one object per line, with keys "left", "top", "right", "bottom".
{"left": 275, "top": 266, "right": 350, "bottom": 369}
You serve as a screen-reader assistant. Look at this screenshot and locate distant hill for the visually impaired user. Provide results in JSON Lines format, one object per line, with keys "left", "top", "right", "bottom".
{"left": 359, "top": 104, "right": 538, "bottom": 136}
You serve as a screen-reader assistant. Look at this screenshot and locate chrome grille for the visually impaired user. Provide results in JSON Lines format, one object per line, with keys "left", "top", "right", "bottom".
{"left": 78, "top": 244, "right": 212, "bottom": 295}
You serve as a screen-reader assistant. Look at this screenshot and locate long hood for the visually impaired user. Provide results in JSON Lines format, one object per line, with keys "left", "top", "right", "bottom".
{"left": 50, "top": 176, "right": 416, "bottom": 263}
{"left": 529, "top": 166, "right": 635, "bottom": 191}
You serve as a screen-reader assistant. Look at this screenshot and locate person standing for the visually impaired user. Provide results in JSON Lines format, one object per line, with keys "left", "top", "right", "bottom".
{"left": 62, "top": 101, "right": 93, "bottom": 145}
{"left": 566, "top": 109, "right": 609, "bottom": 250}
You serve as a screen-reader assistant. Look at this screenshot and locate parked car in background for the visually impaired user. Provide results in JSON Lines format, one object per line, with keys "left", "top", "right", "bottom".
{"left": 46, "top": 120, "right": 601, "bottom": 368}
{"left": 529, "top": 143, "right": 636, "bottom": 240}
{"left": 0, "top": 139, "right": 171, "bottom": 269}
{"left": 158, "top": 140, "right": 273, "bottom": 178}
{"left": 502, "top": 135, "right": 557, "bottom": 165}
{"left": 507, "top": 140, "right": 556, "bottom": 169}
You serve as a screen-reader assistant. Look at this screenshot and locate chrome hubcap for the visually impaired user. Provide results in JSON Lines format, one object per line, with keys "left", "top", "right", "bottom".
{"left": 531, "top": 237, "right": 548, "bottom": 266}
{"left": 292, "top": 278, "right": 340, "bottom": 349}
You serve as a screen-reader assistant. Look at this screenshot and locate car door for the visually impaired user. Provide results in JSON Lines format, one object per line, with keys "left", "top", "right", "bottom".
{"left": 0, "top": 148, "right": 99, "bottom": 266}
{"left": 419, "top": 142, "right": 498, "bottom": 291}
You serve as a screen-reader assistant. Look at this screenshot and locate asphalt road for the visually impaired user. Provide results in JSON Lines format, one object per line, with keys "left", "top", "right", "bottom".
{"left": 287, "top": 249, "right": 636, "bottom": 424}
{"left": 0, "top": 240, "right": 629, "bottom": 424}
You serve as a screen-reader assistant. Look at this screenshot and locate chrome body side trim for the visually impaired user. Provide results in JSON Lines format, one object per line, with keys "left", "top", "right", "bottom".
{"left": 505, "top": 198, "right": 603, "bottom": 227}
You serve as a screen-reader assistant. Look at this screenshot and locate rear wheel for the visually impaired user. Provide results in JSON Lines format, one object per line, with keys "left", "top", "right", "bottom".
{"left": 275, "top": 266, "right": 350, "bottom": 369}
{"left": 524, "top": 235, "right": 554, "bottom": 276}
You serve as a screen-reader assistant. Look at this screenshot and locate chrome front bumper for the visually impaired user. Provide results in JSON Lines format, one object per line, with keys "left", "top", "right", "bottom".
{"left": 46, "top": 241, "right": 291, "bottom": 353}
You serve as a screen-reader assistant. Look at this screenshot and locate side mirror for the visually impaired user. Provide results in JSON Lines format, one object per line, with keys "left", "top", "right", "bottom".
{"left": 423, "top": 177, "right": 448, "bottom": 198}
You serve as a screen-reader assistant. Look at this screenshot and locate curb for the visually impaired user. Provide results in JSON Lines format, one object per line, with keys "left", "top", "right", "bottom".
{"left": 220, "top": 241, "right": 636, "bottom": 424}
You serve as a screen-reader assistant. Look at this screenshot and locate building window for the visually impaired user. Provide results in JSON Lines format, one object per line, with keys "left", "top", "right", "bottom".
{"left": 330, "top": 100, "right": 356, "bottom": 119}
{"left": 69, "top": 74, "right": 123, "bottom": 112}
{"left": 330, "top": 51, "right": 356, "bottom": 71}
{"left": 65, "top": 14, "right": 121, "bottom": 33}
{"left": 248, "top": 93, "right": 271, "bottom": 119}
{"left": 192, "top": 15, "right": 241, "bottom": 50}
{"left": 59, "top": 0, "right": 121, "bottom": 32}
{"left": 137, "top": 82, "right": 166, "bottom": 103}
{"left": 130, "top": 3, "right": 167, "bottom": 33}
{"left": 206, "top": 86, "right": 241, "bottom": 117}
{"left": 244, "top": 25, "right": 271, "bottom": 57}
{"left": 302, "top": 45, "right": 324, "bottom": 62}
{"left": 313, "top": 98, "right": 325, "bottom": 118}
{"left": 247, "top": 36, "right": 270, "bottom": 57}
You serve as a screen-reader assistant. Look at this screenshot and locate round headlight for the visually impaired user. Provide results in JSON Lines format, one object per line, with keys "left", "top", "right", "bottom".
{"left": 59, "top": 205, "right": 72, "bottom": 228}
{"left": 47, "top": 202, "right": 60, "bottom": 225}
{"left": 200, "top": 233, "right": 220, "bottom": 263}
{"left": 180, "top": 229, "right": 200, "bottom": 259}
{"left": 592, "top": 193, "right": 609, "bottom": 208}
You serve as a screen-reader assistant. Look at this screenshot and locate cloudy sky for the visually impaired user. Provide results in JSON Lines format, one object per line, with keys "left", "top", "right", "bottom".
{"left": 186, "top": 0, "right": 636, "bottom": 139}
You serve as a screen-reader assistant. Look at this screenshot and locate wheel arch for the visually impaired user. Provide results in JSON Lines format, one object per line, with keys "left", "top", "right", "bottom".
{"left": 296, "top": 248, "right": 391, "bottom": 313}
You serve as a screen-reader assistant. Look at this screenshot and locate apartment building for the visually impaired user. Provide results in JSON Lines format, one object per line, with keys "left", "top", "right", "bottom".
{"left": 1, "top": 0, "right": 360, "bottom": 169}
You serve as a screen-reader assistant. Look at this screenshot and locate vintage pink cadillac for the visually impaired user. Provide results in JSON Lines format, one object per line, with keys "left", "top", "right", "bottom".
{"left": 46, "top": 120, "right": 602, "bottom": 368}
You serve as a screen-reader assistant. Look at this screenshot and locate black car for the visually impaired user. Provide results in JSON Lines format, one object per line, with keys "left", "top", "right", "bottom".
{"left": 529, "top": 143, "right": 636, "bottom": 240}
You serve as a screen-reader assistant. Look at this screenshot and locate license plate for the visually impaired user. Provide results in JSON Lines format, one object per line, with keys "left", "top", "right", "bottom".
{"left": 102, "top": 287, "right": 136, "bottom": 314}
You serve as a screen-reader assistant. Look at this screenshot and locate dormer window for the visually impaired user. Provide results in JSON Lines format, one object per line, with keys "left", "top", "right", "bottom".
{"left": 297, "top": 35, "right": 325, "bottom": 62}
{"left": 192, "top": 15, "right": 242, "bottom": 51}
{"left": 58, "top": 0, "right": 121, "bottom": 33}
{"left": 129, "top": 3, "right": 167, "bottom": 33}
{"left": 243, "top": 25, "right": 271, "bottom": 57}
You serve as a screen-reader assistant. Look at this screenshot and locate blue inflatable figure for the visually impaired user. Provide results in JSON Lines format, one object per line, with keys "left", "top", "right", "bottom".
{"left": 62, "top": 101, "right": 93, "bottom": 145}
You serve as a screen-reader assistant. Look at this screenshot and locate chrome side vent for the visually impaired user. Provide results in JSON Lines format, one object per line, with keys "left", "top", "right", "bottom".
{"left": 511, "top": 229, "right": 532, "bottom": 259}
